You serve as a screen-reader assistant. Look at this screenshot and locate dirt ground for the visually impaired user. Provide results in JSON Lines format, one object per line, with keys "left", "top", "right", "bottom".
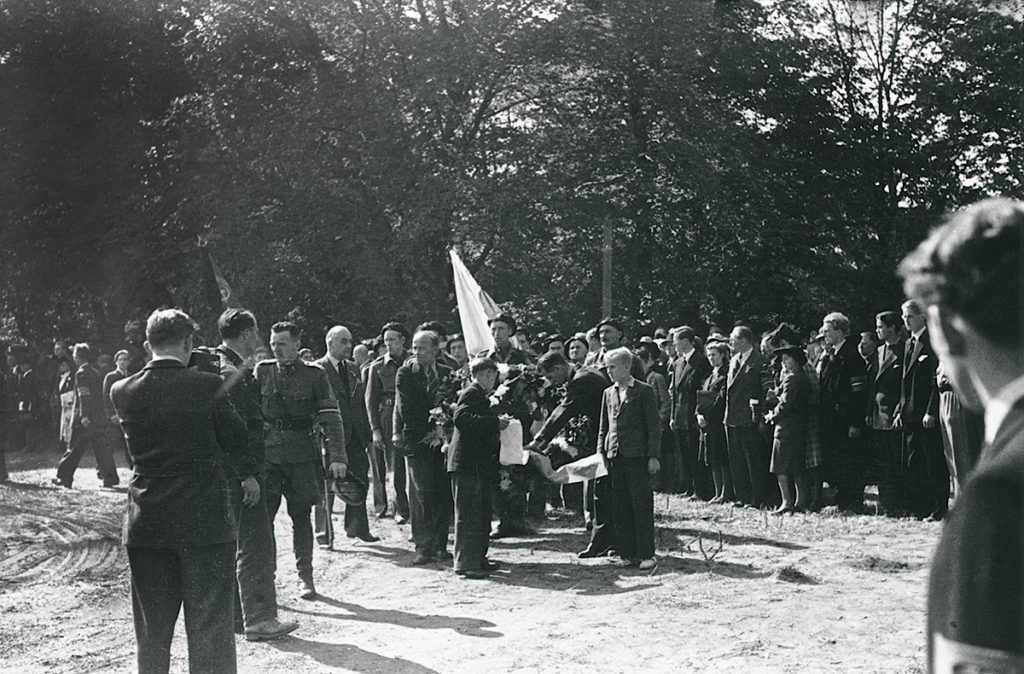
{"left": 1, "top": 446, "right": 937, "bottom": 674}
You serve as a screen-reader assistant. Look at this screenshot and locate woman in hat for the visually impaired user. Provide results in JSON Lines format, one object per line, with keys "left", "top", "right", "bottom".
{"left": 765, "top": 345, "right": 811, "bottom": 514}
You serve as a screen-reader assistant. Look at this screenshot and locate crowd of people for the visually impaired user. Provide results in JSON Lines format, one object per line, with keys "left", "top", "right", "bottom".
{"left": 1, "top": 199, "right": 1017, "bottom": 674}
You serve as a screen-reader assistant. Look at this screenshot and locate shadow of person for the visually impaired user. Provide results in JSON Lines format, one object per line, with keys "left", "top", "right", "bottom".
{"left": 267, "top": 637, "right": 442, "bottom": 673}
{"left": 655, "top": 554, "right": 770, "bottom": 580}
{"left": 285, "top": 596, "right": 503, "bottom": 638}
{"left": 660, "top": 525, "right": 809, "bottom": 550}
{"left": 484, "top": 559, "right": 661, "bottom": 596}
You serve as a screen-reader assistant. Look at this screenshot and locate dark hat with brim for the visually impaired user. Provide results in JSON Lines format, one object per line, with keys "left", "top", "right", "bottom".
{"left": 488, "top": 313, "right": 517, "bottom": 334}
{"left": 771, "top": 345, "right": 807, "bottom": 364}
{"left": 331, "top": 474, "right": 369, "bottom": 506}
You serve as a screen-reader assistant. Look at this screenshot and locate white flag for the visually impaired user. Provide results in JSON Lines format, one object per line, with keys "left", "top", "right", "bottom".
{"left": 450, "top": 249, "right": 499, "bottom": 356}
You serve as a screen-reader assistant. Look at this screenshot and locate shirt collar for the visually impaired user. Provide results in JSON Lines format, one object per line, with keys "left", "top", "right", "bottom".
{"left": 912, "top": 327, "right": 926, "bottom": 341}
{"left": 384, "top": 351, "right": 402, "bottom": 365}
{"left": 834, "top": 338, "right": 846, "bottom": 354}
{"left": 616, "top": 376, "right": 636, "bottom": 392}
{"left": 327, "top": 354, "right": 341, "bottom": 369}
{"left": 150, "top": 355, "right": 184, "bottom": 365}
{"left": 985, "top": 372, "right": 1024, "bottom": 445}
{"left": 680, "top": 347, "right": 694, "bottom": 360}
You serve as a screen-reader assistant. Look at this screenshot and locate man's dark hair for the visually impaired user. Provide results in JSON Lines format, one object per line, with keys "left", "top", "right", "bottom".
{"left": 72, "top": 343, "right": 94, "bottom": 363}
{"left": 875, "top": 311, "right": 901, "bottom": 331}
{"left": 537, "top": 351, "right": 570, "bottom": 372}
{"left": 636, "top": 342, "right": 662, "bottom": 364}
{"left": 417, "top": 321, "right": 448, "bottom": 340}
{"left": 673, "top": 326, "right": 696, "bottom": 343}
{"left": 146, "top": 309, "right": 199, "bottom": 349}
{"left": 380, "top": 321, "right": 410, "bottom": 343}
{"left": 270, "top": 321, "right": 301, "bottom": 340}
{"left": 860, "top": 331, "right": 878, "bottom": 344}
{"left": 218, "top": 308, "right": 257, "bottom": 340}
{"left": 900, "top": 197, "right": 1023, "bottom": 348}
{"left": 469, "top": 356, "right": 499, "bottom": 376}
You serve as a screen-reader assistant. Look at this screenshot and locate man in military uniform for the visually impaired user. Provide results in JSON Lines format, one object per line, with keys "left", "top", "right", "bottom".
{"left": 364, "top": 321, "right": 410, "bottom": 522}
{"left": 819, "top": 312, "right": 869, "bottom": 513}
{"left": 215, "top": 309, "right": 298, "bottom": 640}
{"left": 256, "top": 322, "right": 347, "bottom": 599}
{"left": 482, "top": 313, "right": 532, "bottom": 364}
{"left": 53, "top": 343, "right": 119, "bottom": 488}
{"left": 315, "top": 325, "right": 378, "bottom": 544}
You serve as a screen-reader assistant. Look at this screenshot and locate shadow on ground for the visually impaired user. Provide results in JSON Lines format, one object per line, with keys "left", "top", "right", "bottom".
{"left": 284, "top": 595, "right": 503, "bottom": 638}
{"left": 268, "top": 637, "right": 442, "bottom": 673}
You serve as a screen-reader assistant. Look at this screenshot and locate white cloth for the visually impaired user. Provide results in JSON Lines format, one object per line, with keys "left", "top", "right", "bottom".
{"left": 527, "top": 451, "right": 608, "bottom": 484}
{"left": 450, "top": 249, "right": 500, "bottom": 356}
{"left": 499, "top": 419, "right": 527, "bottom": 465}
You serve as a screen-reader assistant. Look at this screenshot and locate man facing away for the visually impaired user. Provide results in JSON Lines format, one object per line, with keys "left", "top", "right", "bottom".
{"left": 899, "top": 197, "right": 1024, "bottom": 672}
{"left": 214, "top": 309, "right": 298, "bottom": 641}
{"left": 111, "top": 308, "right": 255, "bottom": 673}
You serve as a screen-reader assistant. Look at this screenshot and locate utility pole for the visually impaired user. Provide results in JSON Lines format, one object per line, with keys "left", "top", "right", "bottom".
{"left": 602, "top": 218, "right": 612, "bottom": 317}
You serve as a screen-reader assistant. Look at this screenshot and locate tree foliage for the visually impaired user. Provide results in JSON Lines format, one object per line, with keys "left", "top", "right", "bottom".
{"left": 1, "top": 0, "right": 1021, "bottom": 352}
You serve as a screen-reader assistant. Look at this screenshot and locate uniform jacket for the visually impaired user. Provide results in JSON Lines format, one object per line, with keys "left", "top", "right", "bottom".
{"left": 447, "top": 381, "right": 500, "bottom": 474}
{"left": 597, "top": 378, "right": 662, "bottom": 460}
{"left": 819, "top": 338, "right": 868, "bottom": 435}
{"left": 896, "top": 329, "right": 940, "bottom": 426}
{"left": 927, "top": 400, "right": 1024, "bottom": 669}
{"left": 364, "top": 351, "right": 406, "bottom": 434}
{"left": 725, "top": 349, "right": 769, "bottom": 428}
{"left": 532, "top": 367, "right": 610, "bottom": 453}
{"left": 394, "top": 360, "right": 453, "bottom": 457}
{"left": 771, "top": 366, "right": 810, "bottom": 451}
{"left": 481, "top": 345, "right": 532, "bottom": 366}
{"left": 254, "top": 359, "right": 345, "bottom": 465}
{"left": 103, "top": 369, "right": 127, "bottom": 422}
{"left": 671, "top": 350, "right": 712, "bottom": 429}
{"left": 869, "top": 339, "right": 904, "bottom": 431}
{"left": 111, "top": 359, "right": 250, "bottom": 548}
{"left": 316, "top": 356, "right": 373, "bottom": 452}
{"left": 72, "top": 363, "right": 104, "bottom": 429}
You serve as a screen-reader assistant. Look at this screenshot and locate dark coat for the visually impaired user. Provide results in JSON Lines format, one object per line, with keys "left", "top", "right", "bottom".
{"left": 725, "top": 350, "right": 768, "bottom": 428}
{"left": 597, "top": 379, "right": 662, "bottom": 460}
{"left": 110, "top": 359, "right": 251, "bottom": 548}
{"left": 448, "top": 381, "right": 500, "bottom": 474}
{"left": 772, "top": 366, "right": 810, "bottom": 450}
{"left": 316, "top": 356, "right": 372, "bottom": 452}
{"left": 897, "top": 329, "right": 940, "bottom": 426}
{"left": 103, "top": 369, "right": 127, "bottom": 422}
{"left": 72, "top": 363, "right": 105, "bottom": 429}
{"left": 671, "top": 350, "right": 712, "bottom": 430}
{"left": 394, "top": 360, "right": 453, "bottom": 457}
{"left": 532, "top": 366, "right": 610, "bottom": 454}
{"left": 928, "top": 401, "right": 1024, "bottom": 666}
{"left": 869, "top": 340, "right": 904, "bottom": 431}
{"left": 819, "top": 338, "right": 868, "bottom": 437}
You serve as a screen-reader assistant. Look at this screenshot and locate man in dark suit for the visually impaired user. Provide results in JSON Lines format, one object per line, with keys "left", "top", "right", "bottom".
{"left": 895, "top": 299, "right": 948, "bottom": 520}
{"left": 53, "top": 343, "right": 119, "bottom": 488}
{"left": 111, "top": 308, "right": 258, "bottom": 674}
{"left": 670, "top": 326, "right": 712, "bottom": 498}
{"left": 526, "top": 352, "right": 613, "bottom": 556}
{"left": 393, "top": 329, "right": 453, "bottom": 565}
{"left": 315, "top": 325, "right": 378, "bottom": 543}
{"left": 725, "top": 326, "right": 772, "bottom": 507}
{"left": 598, "top": 347, "right": 661, "bottom": 569}
{"left": 868, "top": 311, "right": 906, "bottom": 515}
{"left": 900, "top": 197, "right": 1024, "bottom": 672}
{"left": 214, "top": 309, "right": 298, "bottom": 642}
{"left": 819, "top": 312, "right": 869, "bottom": 512}
{"left": 448, "top": 357, "right": 508, "bottom": 579}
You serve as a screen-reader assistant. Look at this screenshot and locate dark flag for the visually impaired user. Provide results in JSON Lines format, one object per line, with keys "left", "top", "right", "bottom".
{"left": 207, "top": 251, "right": 242, "bottom": 309}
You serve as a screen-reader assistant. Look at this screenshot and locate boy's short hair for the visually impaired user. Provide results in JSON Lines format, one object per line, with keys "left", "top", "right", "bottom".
{"left": 469, "top": 357, "right": 499, "bottom": 376}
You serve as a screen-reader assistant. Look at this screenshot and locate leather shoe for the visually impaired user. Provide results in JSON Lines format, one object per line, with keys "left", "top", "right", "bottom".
{"left": 50, "top": 477, "right": 71, "bottom": 488}
{"left": 357, "top": 534, "right": 380, "bottom": 543}
{"left": 411, "top": 553, "right": 436, "bottom": 566}
{"left": 482, "top": 559, "right": 501, "bottom": 571}
{"left": 245, "top": 618, "right": 299, "bottom": 642}
{"left": 437, "top": 550, "right": 453, "bottom": 561}
{"left": 315, "top": 534, "right": 330, "bottom": 548}
{"left": 577, "top": 546, "right": 610, "bottom": 559}
{"left": 456, "top": 570, "right": 490, "bottom": 580}
{"left": 298, "top": 579, "right": 316, "bottom": 600}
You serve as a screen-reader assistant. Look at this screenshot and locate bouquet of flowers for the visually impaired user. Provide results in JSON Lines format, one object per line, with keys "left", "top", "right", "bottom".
{"left": 545, "top": 415, "right": 594, "bottom": 470}
{"left": 490, "top": 364, "right": 547, "bottom": 494}
{"left": 421, "top": 368, "right": 471, "bottom": 453}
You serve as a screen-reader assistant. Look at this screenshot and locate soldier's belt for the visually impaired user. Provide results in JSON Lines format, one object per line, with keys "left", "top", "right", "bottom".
{"left": 268, "top": 417, "right": 312, "bottom": 432}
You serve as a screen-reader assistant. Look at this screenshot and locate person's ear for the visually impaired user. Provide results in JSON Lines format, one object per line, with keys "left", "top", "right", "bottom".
{"left": 927, "top": 306, "right": 966, "bottom": 357}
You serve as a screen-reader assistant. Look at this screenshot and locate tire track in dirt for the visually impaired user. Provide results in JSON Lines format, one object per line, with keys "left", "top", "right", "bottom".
{"left": 0, "top": 512, "right": 124, "bottom": 583}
